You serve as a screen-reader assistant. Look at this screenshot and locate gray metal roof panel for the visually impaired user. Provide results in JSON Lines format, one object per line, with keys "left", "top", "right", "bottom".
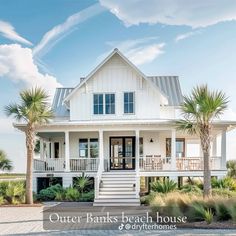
{"left": 147, "top": 76, "right": 183, "bottom": 106}
{"left": 52, "top": 88, "right": 73, "bottom": 117}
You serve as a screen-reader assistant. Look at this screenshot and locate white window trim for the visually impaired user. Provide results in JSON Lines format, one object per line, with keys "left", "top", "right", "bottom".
{"left": 93, "top": 93, "right": 104, "bottom": 115}
{"left": 79, "top": 138, "right": 99, "bottom": 158}
{"left": 123, "top": 91, "right": 135, "bottom": 115}
{"left": 92, "top": 92, "right": 116, "bottom": 115}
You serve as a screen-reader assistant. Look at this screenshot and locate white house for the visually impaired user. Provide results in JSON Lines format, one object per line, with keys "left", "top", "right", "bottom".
{"left": 15, "top": 48, "right": 236, "bottom": 206}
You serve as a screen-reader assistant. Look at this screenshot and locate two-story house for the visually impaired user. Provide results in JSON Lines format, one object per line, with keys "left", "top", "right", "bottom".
{"left": 15, "top": 48, "right": 236, "bottom": 206}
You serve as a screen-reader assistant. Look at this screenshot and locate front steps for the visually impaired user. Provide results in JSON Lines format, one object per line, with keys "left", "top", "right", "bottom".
{"left": 93, "top": 171, "right": 140, "bottom": 206}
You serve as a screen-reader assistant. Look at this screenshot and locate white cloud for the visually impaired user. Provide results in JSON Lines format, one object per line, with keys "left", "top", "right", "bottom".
{"left": 33, "top": 3, "right": 105, "bottom": 57}
{"left": 0, "top": 44, "right": 61, "bottom": 98}
{"left": 99, "top": 0, "right": 236, "bottom": 28}
{"left": 175, "top": 30, "right": 201, "bottom": 42}
{"left": 99, "top": 37, "right": 165, "bottom": 65}
{"left": 0, "top": 20, "right": 32, "bottom": 46}
{"left": 126, "top": 43, "right": 165, "bottom": 65}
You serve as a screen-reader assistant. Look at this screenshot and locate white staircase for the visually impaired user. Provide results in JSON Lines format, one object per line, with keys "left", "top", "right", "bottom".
{"left": 93, "top": 171, "right": 140, "bottom": 206}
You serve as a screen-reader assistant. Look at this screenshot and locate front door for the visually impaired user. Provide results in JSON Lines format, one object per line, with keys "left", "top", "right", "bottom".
{"left": 110, "top": 137, "right": 135, "bottom": 170}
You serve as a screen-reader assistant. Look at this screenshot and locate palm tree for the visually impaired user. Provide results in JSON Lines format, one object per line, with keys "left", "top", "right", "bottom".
{"left": 74, "top": 173, "right": 92, "bottom": 197}
{"left": 176, "top": 85, "right": 228, "bottom": 198}
{"left": 0, "top": 150, "right": 12, "bottom": 171}
{"left": 5, "top": 88, "right": 53, "bottom": 204}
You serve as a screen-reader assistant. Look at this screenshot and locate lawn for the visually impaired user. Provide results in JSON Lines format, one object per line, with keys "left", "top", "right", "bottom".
{"left": 0, "top": 173, "right": 25, "bottom": 180}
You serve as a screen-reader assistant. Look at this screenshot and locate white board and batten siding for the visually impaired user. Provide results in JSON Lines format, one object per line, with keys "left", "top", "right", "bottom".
{"left": 70, "top": 54, "right": 162, "bottom": 121}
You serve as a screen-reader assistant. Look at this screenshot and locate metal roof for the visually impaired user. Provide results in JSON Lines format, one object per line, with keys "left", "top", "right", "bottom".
{"left": 52, "top": 88, "right": 73, "bottom": 118}
{"left": 148, "top": 76, "right": 183, "bottom": 106}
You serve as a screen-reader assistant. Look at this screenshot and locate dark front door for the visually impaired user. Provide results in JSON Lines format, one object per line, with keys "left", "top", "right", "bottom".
{"left": 110, "top": 137, "right": 135, "bottom": 170}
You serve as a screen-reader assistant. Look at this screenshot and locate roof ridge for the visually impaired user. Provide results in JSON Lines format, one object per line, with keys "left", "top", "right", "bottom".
{"left": 147, "top": 75, "right": 179, "bottom": 78}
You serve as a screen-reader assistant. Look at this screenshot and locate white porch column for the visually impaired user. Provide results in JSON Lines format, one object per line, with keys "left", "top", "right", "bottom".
{"left": 46, "top": 141, "right": 50, "bottom": 158}
{"left": 65, "top": 131, "right": 70, "bottom": 172}
{"left": 99, "top": 130, "right": 104, "bottom": 171}
{"left": 212, "top": 136, "right": 217, "bottom": 157}
{"left": 40, "top": 139, "right": 44, "bottom": 160}
{"left": 135, "top": 130, "right": 140, "bottom": 172}
{"left": 135, "top": 130, "right": 140, "bottom": 198}
{"left": 171, "top": 129, "right": 176, "bottom": 170}
{"left": 221, "top": 130, "right": 227, "bottom": 170}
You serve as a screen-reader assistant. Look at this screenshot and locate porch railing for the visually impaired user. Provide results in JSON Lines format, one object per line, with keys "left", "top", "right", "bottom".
{"left": 70, "top": 158, "right": 99, "bottom": 171}
{"left": 33, "top": 158, "right": 65, "bottom": 171}
{"left": 34, "top": 158, "right": 99, "bottom": 172}
{"left": 176, "top": 156, "right": 221, "bottom": 170}
{"left": 140, "top": 156, "right": 221, "bottom": 171}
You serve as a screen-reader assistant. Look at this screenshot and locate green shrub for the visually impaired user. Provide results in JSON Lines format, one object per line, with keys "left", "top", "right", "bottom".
{"left": 204, "top": 209, "right": 214, "bottom": 224}
{"left": 229, "top": 204, "right": 236, "bottom": 221}
{"left": 150, "top": 179, "right": 177, "bottom": 193}
{"left": 212, "top": 188, "right": 236, "bottom": 198}
{"left": 0, "top": 195, "right": 5, "bottom": 205}
{"left": 65, "top": 187, "right": 80, "bottom": 201}
{"left": 227, "top": 160, "right": 236, "bottom": 178}
{"left": 187, "top": 202, "right": 206, "bottom": 222}
{"left": 5, "top": 181, "right": 25, "bottom": 204}
{"left": 55, "top": 191, "right": 66, "bottom": 201}
{"left": 0, "top": 181, "right": 9, "bottom": 196}
{"left": 150, "top": 191, "right": 236, "bottom": 223}
{"left": 216, "top": 202, "right": 231, "bottom": 221}
{"left": 79, "top": 190, "right": 94, "bottom": 202}
{"left": 211, "top": 177, "right": 236, "bottom": 190}
{"left": 74, "top": 173, "right": 93, "bottom": 196}
{"left": 37, "top": 184, "right": 63, "bottom": 201}
{"left": 180, "top": 184, "right": 202, "bottom": 194}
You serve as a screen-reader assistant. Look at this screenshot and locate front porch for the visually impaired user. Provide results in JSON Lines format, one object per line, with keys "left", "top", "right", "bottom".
{"left": 34, "top": 128, "right": 227, "bottom": 174}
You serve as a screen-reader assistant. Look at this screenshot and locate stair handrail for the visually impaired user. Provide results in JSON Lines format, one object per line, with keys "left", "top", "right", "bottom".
{"left": 95, "top": 158, "right": 102, "bottom": 199}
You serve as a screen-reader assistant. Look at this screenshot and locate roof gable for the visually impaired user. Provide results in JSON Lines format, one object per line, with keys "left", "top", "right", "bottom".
{"left": 64, "top": 48, "right": 168, "bottom": 103}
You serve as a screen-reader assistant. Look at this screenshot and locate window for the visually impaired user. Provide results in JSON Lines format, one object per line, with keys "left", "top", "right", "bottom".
{"left": 93, "top": 94, "right": 103, "bottom": 114}
{"left": 54, "top": 142, "right": 59, "bottom": 158}
{"left": 176, "top": 139, "right": 185, "bottom": 157}
{"left": 105, "top": 94, "right": 115, "bottom": 114}
{"left": 90, "top": 139, "right": 99, "bottom": 158}
{"left": 79, "top": 139, "right": 99, "bottom": 158}
{"left": 166, "top": 138, "right": 185, "bottom": 157}
{"left": 124, "top": 92, "right": 134, "bottom": 114}
{"left": 79, "top": 139, "right": 88, "bottom": 158}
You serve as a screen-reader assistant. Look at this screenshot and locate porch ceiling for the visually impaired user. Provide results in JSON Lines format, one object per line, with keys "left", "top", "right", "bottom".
{"left": 37, "top": 132, "right": 65, "bottom": 138}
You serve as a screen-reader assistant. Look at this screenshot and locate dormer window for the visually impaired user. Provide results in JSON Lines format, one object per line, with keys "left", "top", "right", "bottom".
{"left": 124, "top": 92, "right": 134, "bottom": 114}
{"left": 93, "top": 94, "right": 103, "bottom": 114}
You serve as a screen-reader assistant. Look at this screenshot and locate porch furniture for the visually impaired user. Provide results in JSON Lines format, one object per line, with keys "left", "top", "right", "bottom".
{"left": 142, "top": 155, "right": 163, "bottom": 171}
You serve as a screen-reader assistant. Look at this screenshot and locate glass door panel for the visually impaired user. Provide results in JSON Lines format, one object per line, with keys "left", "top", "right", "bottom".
{"left": 110, "top": 137, "right": 135, "bottom": 170}
{"left": 110, "top": 138, "right": 123, "bottom": 169}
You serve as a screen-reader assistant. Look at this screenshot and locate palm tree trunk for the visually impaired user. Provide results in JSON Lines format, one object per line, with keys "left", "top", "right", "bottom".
{"left": 25, "top": 124, "right": 35, "bottom": 204}
{"left": 201, "top": 128, "right": 212, "bottom": 198}
{"left": 203, "top": 150, "right": 211, "bottom": 198}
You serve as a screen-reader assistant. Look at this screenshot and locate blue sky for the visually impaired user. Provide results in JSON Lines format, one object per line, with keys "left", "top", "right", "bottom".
{"left": 1, "top": 0, "right": 236, "bottom": 172}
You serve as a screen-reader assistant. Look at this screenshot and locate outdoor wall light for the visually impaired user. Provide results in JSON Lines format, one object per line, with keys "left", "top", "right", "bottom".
{"left": 150, "top": 138, "right": 154, "bottom": 143}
